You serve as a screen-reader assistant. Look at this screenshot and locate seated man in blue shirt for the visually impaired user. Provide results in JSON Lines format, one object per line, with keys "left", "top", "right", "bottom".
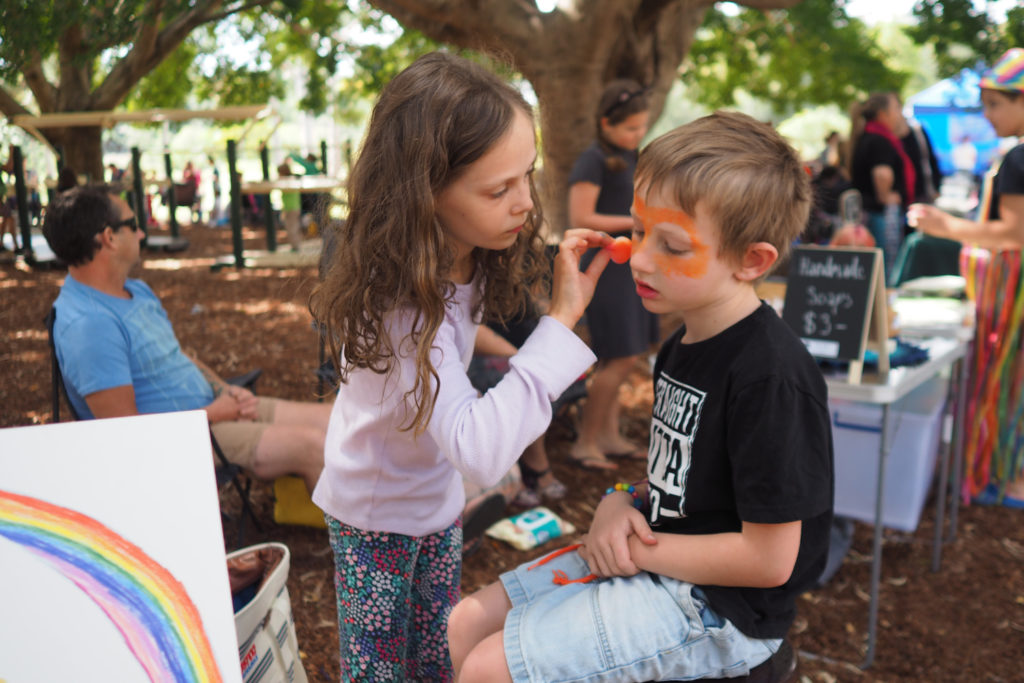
{"left": 43, "top": 185, "right": 328, "bottom": 492}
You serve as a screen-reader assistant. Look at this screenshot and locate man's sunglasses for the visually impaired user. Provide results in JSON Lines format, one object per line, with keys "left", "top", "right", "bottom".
{"left": 110, "top": 216, "right": 139, "bottom": 232}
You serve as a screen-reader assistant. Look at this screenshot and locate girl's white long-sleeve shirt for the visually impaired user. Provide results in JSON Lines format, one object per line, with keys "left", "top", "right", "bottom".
{"left": 313, "top": 279, "right": 597, "bottom": 537}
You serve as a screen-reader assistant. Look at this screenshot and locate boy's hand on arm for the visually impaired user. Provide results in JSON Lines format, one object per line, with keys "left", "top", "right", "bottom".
{"left": 626, "top": 521, "right": 802, "bottom": 588}
{"left": 547, "top": 229, "right": 612, "bottom": 330}
{"left": 578, "top": 491, "right": 657, "bottom": 578}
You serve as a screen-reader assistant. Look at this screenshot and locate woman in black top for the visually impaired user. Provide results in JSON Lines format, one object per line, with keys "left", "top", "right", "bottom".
{"left": 849, "top": 91, "right": 914, "bottom": 282}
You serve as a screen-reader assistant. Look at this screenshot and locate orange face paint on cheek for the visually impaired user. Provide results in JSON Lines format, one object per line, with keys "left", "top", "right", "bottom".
{"left": 633, "top": 192, "right": 709, "bottom": 278}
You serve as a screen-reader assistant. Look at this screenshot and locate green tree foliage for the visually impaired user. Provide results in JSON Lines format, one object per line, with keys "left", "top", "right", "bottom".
{"left": 120, "top": 3, "right": 349, "bottom": 115}
{"left": 684, "top": 0, "right": 905, "bottom": 115}
{"left": 907, "top": 0, "right": 1024, "bottom": 77}
{"left": 0, "top": 0, "right": 354, "bottom": 175}
{"left": 121, "top": 41, "right": 199, "bottom": 111}
{"left": 331, "top": 5, "right": 441, "bottom": 121}
{"left": 0, "top": 1, "right": 148, "bottom": 81}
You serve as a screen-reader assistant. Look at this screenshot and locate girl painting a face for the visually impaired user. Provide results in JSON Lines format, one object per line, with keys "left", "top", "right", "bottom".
{"left": 309, "top": 52, "right": 612, "bottom": 681}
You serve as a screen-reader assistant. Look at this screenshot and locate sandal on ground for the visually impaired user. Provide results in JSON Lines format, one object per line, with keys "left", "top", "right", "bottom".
{"left": 511, "top": 487, "right": 542, "bottom": 509}
{"left": 518, "top": 461, "right": 568, "bottom": 502}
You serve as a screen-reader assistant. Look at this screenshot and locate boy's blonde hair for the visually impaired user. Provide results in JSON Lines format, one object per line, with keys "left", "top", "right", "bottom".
{"left": 635, "top": 110, "right": 810, "bottom": 267}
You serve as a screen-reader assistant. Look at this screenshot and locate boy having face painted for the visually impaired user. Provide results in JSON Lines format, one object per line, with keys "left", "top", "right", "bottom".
{"left": 447, "top": 110, "right": 835, "bottom": 683}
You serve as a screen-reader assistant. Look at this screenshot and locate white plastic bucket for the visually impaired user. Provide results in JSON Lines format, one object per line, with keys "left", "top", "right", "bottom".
{"left": 228, "top": 542, "right": 308, "bottom": 683}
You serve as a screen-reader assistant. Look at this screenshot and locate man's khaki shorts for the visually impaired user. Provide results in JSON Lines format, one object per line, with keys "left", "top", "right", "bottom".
{"left": 210, "top": 397, "right": 278, "bottom": 468}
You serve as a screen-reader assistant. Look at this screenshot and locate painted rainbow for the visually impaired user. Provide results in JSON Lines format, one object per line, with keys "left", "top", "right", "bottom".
{"left": 0, "top": 489, "right": 223, "bottom": 682}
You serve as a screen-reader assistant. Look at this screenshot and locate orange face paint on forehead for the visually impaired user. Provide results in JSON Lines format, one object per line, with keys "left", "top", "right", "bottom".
{"left": 633, "top": 191, "right": 709, "bottom": 278}
{"left": 633, "top": 191, "right": 694, "bottom": 232}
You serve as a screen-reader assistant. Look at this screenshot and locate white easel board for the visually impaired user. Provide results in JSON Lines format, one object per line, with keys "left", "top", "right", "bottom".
{"left": 0, "top": 411, "right": 242, "bottom": 683}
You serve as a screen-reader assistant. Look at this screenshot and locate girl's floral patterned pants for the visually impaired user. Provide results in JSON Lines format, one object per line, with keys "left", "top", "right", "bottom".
{"left": 326, "top": 515, "right": 462, "bottom": 682}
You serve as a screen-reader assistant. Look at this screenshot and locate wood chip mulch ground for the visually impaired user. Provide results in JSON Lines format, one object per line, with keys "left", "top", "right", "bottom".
{"left": 2, "top": 221, "right": 1022, "bottom": 682}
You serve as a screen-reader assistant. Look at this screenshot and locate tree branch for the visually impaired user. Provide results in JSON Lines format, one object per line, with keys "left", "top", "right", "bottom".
{"left": 0, "top": 85, "right": 34, "bottom": 120}
{"left": 735, "top": 0, "right": 803, "bottom": 9}
{"left": 91, "top": 0, "right": 272, "bottom": 109}
{"left": 21, "top": 52, "right": 57, "bottom": 114}
{"left": 370, "top": 0, "right": 483, "bottom": 47}
{"left": 201, "top": 0, "right": 277, "bottom": 26}
{"left": 57, "top": 22, "right": 92, "bottom": 111}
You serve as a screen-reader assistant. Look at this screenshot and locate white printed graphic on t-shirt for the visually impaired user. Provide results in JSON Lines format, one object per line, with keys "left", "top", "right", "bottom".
{"left": 648, "top": 373, "right": 705, "bottom": 523}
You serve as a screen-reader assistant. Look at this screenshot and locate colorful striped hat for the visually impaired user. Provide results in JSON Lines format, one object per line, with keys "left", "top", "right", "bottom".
{"left": 980, "top": 48, "right": 1024, "bottom": 94}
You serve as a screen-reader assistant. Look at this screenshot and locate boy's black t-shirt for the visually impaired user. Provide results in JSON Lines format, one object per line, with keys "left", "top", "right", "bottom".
{"left": 648, "top": 302, "right": 834, "bottom": 640}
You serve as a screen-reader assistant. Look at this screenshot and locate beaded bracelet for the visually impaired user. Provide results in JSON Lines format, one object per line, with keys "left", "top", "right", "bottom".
{"left": 603, "top": 482, "right": 642, "bottom": 509}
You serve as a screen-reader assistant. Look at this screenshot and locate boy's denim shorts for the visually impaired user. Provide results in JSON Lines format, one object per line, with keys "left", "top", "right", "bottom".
{"left": 500, "top": 548, "right": 780, "bottom": 683}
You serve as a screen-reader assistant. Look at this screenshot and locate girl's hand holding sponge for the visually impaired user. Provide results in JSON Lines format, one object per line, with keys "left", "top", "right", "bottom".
{"left": 605, "top": 235, "right": 632, "bottom": 264}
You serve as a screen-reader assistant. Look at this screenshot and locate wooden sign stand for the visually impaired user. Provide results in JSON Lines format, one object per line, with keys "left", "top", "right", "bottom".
{"left": 847, "top": 251, "right": 890, "bottom": 385}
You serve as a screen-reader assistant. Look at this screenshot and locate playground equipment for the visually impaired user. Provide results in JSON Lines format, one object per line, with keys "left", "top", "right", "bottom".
{"left": 211, "top": 136, "right": 346, "bottom": 270}
{"left": 11, "top": 105, "right": 346, "bottom": 270}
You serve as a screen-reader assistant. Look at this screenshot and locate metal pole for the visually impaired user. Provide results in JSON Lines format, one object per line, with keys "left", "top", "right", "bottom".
{"left": 131, "top": 147, "right": 147, "bottom": 242}
{"left": 164, "top": 152, "right": 179, "bottom": 237}
{"left": 227, "top": 140, "right": 244, "bottom": 268}
{"left": 947, "top": 348, "right": 971, "bottom": 541}
{"left": 12, "top": 146, "right": 32, "bottom": 261}
{"left": 861, "top": 404, "right": 891, "bottom": 670}
{"left": 320, "top": 140, "right": 328, "bottom": 174}
{"left": 260, "top": 145, "right": 277, "bottom": 252}
{"left": 931, "top": 380, "right": 954, "bottom": 573}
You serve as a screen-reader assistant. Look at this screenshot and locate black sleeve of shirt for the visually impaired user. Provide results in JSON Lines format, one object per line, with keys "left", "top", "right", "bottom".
{"left": 568, "top": 144, "right": 605, "bottom": 188}
{"left": 726, "top": 375, "right": 833, "bottom": 524}
{"left": 996, "top": 144, "right": 1024, "bottom": 197}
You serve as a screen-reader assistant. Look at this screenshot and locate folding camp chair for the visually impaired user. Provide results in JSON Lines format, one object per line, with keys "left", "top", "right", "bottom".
{"left": 45, "top": 306, "right": 262, "bottom": 546}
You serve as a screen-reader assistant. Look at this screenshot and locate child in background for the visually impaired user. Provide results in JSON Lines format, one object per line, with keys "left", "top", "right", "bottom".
{"left": 277, "top": 161, "right": 302, "bottom": 251}
{"left": 448, "top": 111, "right": 834, "bottom": 683}
{"left": 568, "top": 79, "right": 659, "bottom": 471}
{"left": 308, "top": 52, "right": 611, "bottom": 681}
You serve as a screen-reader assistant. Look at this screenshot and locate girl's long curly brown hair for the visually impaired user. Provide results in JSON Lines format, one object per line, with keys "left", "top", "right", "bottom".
{"left": 309, "top": 51, "right": 548, "bottom": 433}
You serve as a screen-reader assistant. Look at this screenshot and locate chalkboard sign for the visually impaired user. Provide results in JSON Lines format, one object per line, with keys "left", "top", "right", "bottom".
{"left": 781, "top": 246, "right": 889, "bottom": 383}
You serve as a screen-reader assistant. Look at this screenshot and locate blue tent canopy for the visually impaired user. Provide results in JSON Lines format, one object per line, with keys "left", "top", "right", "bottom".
{"left": 907, "top": 68, "right": 1001, "bottom": 178}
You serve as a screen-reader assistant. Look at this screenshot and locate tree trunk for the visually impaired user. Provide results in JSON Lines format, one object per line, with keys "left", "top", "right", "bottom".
{"left": 46, "top": 127, "right": 105, "bottom": 182}
{"left": 370, "top": 0, "right": 732, "bottom": 235}
{"left": 519, "top": 3, "right": 708, "bottom": 234}
{"left": 0, "top": 0, "right": 259, "bottom": 183}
